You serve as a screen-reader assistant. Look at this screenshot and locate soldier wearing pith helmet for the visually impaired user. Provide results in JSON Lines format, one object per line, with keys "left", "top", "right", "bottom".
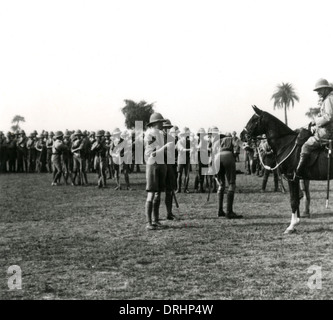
{"left": 296, "top": 78, "right": 333, "bottom": 177}
{"left": 51, "top": 131, "right": 68, "bottom": 186}
{"left": 144, "top": 112, "right": 171, "bottom": 230}
{"left": 162, "top": 119, "right": 178, "bottom": 220}
{"left": 91, "top": 130, "right": 108, "bottom": 188}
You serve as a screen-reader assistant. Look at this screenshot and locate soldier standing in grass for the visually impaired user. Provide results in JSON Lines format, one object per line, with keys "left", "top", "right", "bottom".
{"left": 16, "top": 130, "right": 27, "bottom": 173}
{"left": 51, "top": 131, "right": 68, "bottom": 186}
{"left": 91, "top": 130, "right": 108, "bottom": 188}
{"left": 212, "top": 132, "right": 243, "bottom": 219}
{"left": 71, "top": 130, "right": 86, "bottom": 186}
{"left": 104, "top": 131, "right": 114, "bottom": 179}
{"left": 35, "top": 133, "right": 45, "bottom": 173}
{"left": 176, "top": 127, "right": 192, "bottom": 193}
{"left": 62, "top": 130, "right": 74, "bottom": 185}
{"left": 162, "top": 119, "right": 178, "bottom": 220}
{"left": 144, "top": 112, "right": 172, "bottom": 230}
{"left": 45, "top": 131, "right": 54, "bottom": 173}
{"left": 110, "top": 128, "right": 132, "bottom": 190}
{"left": 259, "top": 135, "right": 279, "bottom": 192}
{"left": 26, "top": 132, "right": 36, "bottom": 173}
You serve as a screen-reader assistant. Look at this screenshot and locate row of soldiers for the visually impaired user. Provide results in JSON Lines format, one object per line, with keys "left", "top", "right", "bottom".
{"left": 0, "top": 126, "right": 244, "bottom": 192}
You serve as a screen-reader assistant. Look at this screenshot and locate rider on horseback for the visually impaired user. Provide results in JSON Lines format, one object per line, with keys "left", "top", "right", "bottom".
{"left": 296, "top": 78, "right": 333, "bottom": 177}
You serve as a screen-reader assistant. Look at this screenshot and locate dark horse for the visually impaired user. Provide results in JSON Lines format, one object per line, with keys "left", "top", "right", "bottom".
{"left": 240, "top": 106, "right": 332, "bottom": 234}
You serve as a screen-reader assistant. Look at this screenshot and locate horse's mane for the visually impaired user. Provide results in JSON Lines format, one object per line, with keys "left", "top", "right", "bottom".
{"left": 262, "top": 110, "right": 297, "bottom": 136}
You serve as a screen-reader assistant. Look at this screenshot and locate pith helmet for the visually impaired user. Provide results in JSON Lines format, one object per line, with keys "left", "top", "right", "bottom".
{"left": 105, "top": 131, "right": 111, "bottom": 137}
{"left": 19, "top": 129, "right": 25, "bottom": 135}
{"left": 96, "top": 130, "right": 105, "bottom": 137}
{"left": 120, "top": 130, "right": 130, "bottom": 139}
{"left": 74, "top": 129, "right": 82, "bottom": 136}
{"left": 197, "top": 128, "right": 206, "bottom": 135}
{"left": 178, "top": 127, "right": 191, "bottom": 137}
{"left": 112, "top": 128, "right": 122, "bottom": 135}
{"left": 54, "top": 131, "right": 63, "bottom": 139}
{"left": 147, "top": 112, "right": 168, "bottom": 127}
{"left": 163, "top": 119, "right": 173, "bottom": 128}
{"left": 313, "top": 78, "right": 333, "bottom": 91}
{"left": 208, "top": 126, "right": 219, "bottom": 134}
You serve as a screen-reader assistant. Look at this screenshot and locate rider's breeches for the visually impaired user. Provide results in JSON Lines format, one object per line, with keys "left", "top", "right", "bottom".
{"left": 301, "top": 136, "right": 322, "bottom": 154}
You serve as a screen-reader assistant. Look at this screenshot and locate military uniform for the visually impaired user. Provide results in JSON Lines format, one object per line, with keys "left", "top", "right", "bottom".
{"left": 259, "top": 137, "right": 279, "bottom": 192}
{"left": 162, "top": 120, "right": 177, "bottom": 220}
{"left": 45, "top": 132, "right": 54, "bottom": 173}
{"left": 109, "top": 128, "right": 132, "bottom": 190}
{"left": 176, "top": 127, "right": 192, "bottom": 193}
{"left": 213, "top": 135, "right": 242, "bottom": 219}
{"left": 51, "top": 131, "right": 68, "bottom": 185}
{"left": 144, "top": 113, "right": 170, "bottom": 230}
{"left": 91, "top": 130, "right": 108, "bottom": 188}
{"left": 35, "top": 134, "right": 45, "bottom": 173}
{"left": 26, "top": 133, "right": 36, "bottom": 173}
{"left": 16, "top": 130, "right": 27, "bottom": 173}
{"left": 71, "top": 130, "right": 86, "bottom": 185}
{"left": 6, "top": 132, "right": 17, "bottom": 173}
{"left": 297, "top": 79, "right": 333, "bottom": 176}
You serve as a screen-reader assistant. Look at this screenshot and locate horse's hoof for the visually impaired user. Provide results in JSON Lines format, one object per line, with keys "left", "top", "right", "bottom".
{"left": 300, "top": 213, "right": 310, "bottom": 218}
{"left": 284, "top": 229, "right": 297, "bottom": 234}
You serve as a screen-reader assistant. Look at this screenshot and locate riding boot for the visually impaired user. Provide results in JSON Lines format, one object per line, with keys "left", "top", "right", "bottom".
{"left": 165, "top": 192, "right": 174, "bottom": 219}
{"left": 296, "top": 153, "right": 310, "bottom": 177}
{"left": 145, "top": 201, "right": 155, "bottom": 230}
{"left": 226, "top": 191, "right": 243, "bottom": 219}
{"left": 274, "top": 175, "right": 279, "bottom": 192}
{"left": 261, "top": 176, "right": 268, "bottom": 193}
{"left": 217, "top": 190, "right": 225, "bottom": 217}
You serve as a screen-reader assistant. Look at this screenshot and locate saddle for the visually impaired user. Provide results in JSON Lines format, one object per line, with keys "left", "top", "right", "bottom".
{"left": 296, "top": 128, "right": 331, "bottom": 167}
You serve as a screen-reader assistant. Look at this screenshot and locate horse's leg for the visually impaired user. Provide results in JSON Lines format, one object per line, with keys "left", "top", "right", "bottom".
{"left": 284, "top": 180, "right": 301, "bottom": 234}
{"left": 300, "top": 179, "right": 310, "bottom": 218}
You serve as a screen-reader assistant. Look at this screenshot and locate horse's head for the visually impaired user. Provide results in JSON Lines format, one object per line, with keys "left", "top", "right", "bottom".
{"left": 240, "top": 105, "right": 266, "bottom": 142}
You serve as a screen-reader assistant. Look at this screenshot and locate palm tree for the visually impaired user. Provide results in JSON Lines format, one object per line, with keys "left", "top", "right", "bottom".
{"left": 11, "top": 115, "right": 25, "bottom": 131}
{"left": 271, "top": 82, "right": 299, "bottom": 126}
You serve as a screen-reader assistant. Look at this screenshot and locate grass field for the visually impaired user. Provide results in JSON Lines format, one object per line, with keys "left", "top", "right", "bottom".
{"left": 1, "top": 159, "right": 333, "bottom": 300}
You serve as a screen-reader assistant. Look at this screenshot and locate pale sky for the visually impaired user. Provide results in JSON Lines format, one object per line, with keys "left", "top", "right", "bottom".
{"left": 1, "top": 0, "right": 332, "bottom": 135}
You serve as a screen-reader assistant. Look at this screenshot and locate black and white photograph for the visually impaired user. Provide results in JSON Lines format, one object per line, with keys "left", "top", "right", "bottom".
{"left": 1, "top": 0, "right": 333, "bottom": 305}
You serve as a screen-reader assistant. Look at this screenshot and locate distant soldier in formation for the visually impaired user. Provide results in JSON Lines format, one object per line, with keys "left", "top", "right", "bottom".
{"left": 259, "top": 135, "right": 279, "bottom": 192}
{"left": 91, "top": 130, "right": 108, "bottom": 188}
{"left": 6, "top": 132, "right": 16, "bottom": 173}
{"left": 104, "top": 131, "right": 114, "bottom": 179}
{"left": 62, "top": 130, "right": 74, "bottom": 185}
{"left": 45, "top": 131, "right": 54, "bottom": 173}
{"left": 176, "top": 127, "right": 192, "bottom": 193}
{"left": 194, "top": 128, "right": 208, "bottom": 193}
{"left": 231, "top": 131, "right": 241, "bottom": 162}
{"left": 16, "top": 130, "right": 27, "bottom": 173}
{"left": 162, "top": 119, "right": 178, "bottom": 220}
{"left": 35, "top": 134, "right": 45, "bottom": 173}
{"left": 51, "top": 131, "right": 68, "bottom": 186}
{"left": 0, "top": 131, "right": 6, "bottom": 173}
{"left": 71, "top": 130, "right": 87, "bottom": 186}
{"left": 110, "top": 128, "right": 132, "bottom": 190}
{"left": 26, "top": 132, "right": 36, "bottom": 173}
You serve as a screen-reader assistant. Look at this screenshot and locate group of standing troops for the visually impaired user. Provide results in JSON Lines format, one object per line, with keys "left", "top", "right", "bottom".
{"left": 0, "top": 129, "right": 139, "bottom": 190}
{"left": 1, "top": 117, "right": 249, "bottom": 231}
{"left": 143, "top": 112, "right": 245, "bottom": 230}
